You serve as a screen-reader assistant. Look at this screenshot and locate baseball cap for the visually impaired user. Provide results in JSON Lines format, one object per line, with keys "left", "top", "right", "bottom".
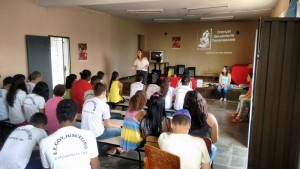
{"left": 173, "top": 109, "right": 191, "bottom": 120}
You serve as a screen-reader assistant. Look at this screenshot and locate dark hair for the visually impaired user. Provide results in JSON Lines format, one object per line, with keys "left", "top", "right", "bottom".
{"left": 222, "top": 66, "right": 230, "bottom": 76}
{"left": 183, "top": 91, "right": 208, "bottom": 130}
{"left": 160, "top": 78, "right": 170, "bottom": 96}
{"left": 90, "top": 76, "right": 100, "bottom": 86}
{"left": 80, "top": 69, "right": 91, "bottom": 80}
{"left": 32, "top": 81, "right": 49, "bottom": 101}
{"left": 29, "top": 112, "right": 48, "bottom": 126}
{"left": 66, "top": 74, "right": 77, "bottom": 89}
{"left": 29, "top": 71, "right": 42, "bottom": 81}
{"left": 136, "top": 75, "right": 143, "bottom": 82}
{"left": 56, "top": 99, "right": 78, "bottom": 123}
{"left": 128, "top": 90, "right": 147, "bottom": 112}
{"left": 137, "top": 49, "right": 144, "bottom": 58}
{"left": 3, "top": 76, "right": 13, "bottom": 86}
{"left": 53, "top": 84, "right": 66, "bottom": 97}
{"left": 249, "top": 72, "right": 253, "bottom": 79}
{"left": 155, "top": 79, "right": 162, "bottom": 86}
{"left": 6, "top": 74, "right": 28, "bottom": 107}
{"left": 109, "top": 71, "right": 119, "bottom": 92}
{"left": 142, "top": 92, "right": 166, "bottom": 137}
{"left": 94, "top": 82, "right": 107, "bottom": 97}
{"left": 172, "top": 115, "right": 191, "bottom": 126}
{"left": 97, "top": 71, "right": 104, "bottom": 80}
{"left": 181, "top": 76, "right": 190, "bottom": 86}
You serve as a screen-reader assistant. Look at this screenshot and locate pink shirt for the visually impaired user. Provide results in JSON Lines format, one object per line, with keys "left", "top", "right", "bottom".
{"left": 45, "top": 96, "right": 64, "bottom": 134}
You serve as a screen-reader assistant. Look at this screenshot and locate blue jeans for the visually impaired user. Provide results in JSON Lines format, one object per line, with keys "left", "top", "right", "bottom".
{"left": 217, "top": 84, "right": 232, "bottom": 99}
{"left": 110, "top": 113, "right": 124, "bottom": 120}
{"left": 96, "top": 128, "right": 121, "bottom": 140}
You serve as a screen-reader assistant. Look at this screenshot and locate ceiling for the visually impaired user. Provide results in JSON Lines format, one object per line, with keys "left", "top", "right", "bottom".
{"left": 38, "top": 0, "right": 278, "bottom": 22}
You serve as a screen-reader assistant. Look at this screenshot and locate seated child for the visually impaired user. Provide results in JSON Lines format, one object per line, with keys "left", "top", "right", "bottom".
{"left": 84, "top": 75, "right": 101, "bottom": 101}
{"left": 160, "top": 77, "right": 175, "bottom": 110}
{"left": 130, "top": 75, "right": 145, "bottom": 98}
{"left": 0, "top": 113, "right": 48, "bottom": 169}
{"left": 0, "top": 76, "right": 13, "bottom": 121}
{"left": 108, "top": 71, "right": 124, "bottom": 103}
{"left": 174, "top": 76, "right": 193, "bottom": 110}
{"left": 64, "top": 74, "right": 77, "bottom": 99}
{"left": 26, "top": 71, "right": 42, "bottom": 94}
{"left": 158, "top": 109, "right": 211, "bottom": 169}
{"left": 146, "top": 79, "right": 161, "bottom": 100}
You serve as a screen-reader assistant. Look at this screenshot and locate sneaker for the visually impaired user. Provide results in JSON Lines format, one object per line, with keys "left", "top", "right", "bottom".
{"left": 219, "top": 98, "right": 224, "bottom": 101}
{"left": 224, "top": 98, "right": 227, "bottom": 102}
{"left": 231, "top": 112, "right": 238, "bottom": 117}
{"left": 232, "top": 117, "right": 243, "bottom": 123}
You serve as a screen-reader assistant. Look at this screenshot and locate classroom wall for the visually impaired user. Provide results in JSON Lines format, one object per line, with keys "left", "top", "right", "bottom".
{"left": 0, "top": 0, "right": 145, "bottom": 85}
{"left": 144, "top": 21, "right": 258, "bottom": 76}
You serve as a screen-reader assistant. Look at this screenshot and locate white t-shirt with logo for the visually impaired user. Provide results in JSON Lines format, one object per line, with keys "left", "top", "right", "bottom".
{"left": 84, "top": 90, "right": 107, "bottom": 102}
{"left": 174, "top": 85, "right": 193, "bottom": 110}
{"left": 81, "top": 97, "right": 111, "bottom": 137}
{"left": 0, "top": 89, "right": 9, "bottom": 120}
{"left": 158, "top": 133, "right": 211, "bottom": 169}
{"left": 8, "top": 90, "right": 27, "bottom": 124}
{"left": 23, "top": 94, "right": 45, "bottom": 122}
{"left": 40, "top": 126, "right": 98, "bottom": 169}
{"left": 0, "top": 125, "right": 47, "bottom": 169}
{"left": 26, "top": 82, "right": 36, "bottom": 94}
{"left": 134, "top": 58, "right": 149, "bottom": 71}
{"left": 164, "top": 86, "right": 175, "bottom": 109}
{"left": 130, "top": 82, "right": 144, "bottom": 98}
{"left": 146, "top": 84, "right": 160, "bottom": 100}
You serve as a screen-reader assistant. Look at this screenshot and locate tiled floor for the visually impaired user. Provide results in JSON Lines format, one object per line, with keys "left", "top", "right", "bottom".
{"left": 98, "top": 99, "right": 250, "bottom": 169}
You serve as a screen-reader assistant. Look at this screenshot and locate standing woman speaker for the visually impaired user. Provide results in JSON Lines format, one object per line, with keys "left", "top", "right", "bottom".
{"left": 132, "top": 49, "right": 149, "bottom": 85}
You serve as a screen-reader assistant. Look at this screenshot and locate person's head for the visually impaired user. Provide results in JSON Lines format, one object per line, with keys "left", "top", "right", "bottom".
{"left": 94, "top": 82, "right": 107, "bottom": 98}
{"left": 66, "top": 74, "right": 77, "bottom": 89}
{"left": 160, "top": 77, "right": 170, "bottom": 96}
{"left": 136, "top": 75, "right": 143, "bottom": 83}
{"left": 183, "top": 91, "right": 208, "bottom": 130}
{"left": 56, "top": 99, "right": 78, "bottom": 124}
{"left": 7, "top": 74, "right": 28, "bottom": 107}
{"left": 29, "top": 112, "right": 48, "bottom": 128}
{"left": 32, "top": 81, "right": 49, "bottom": 101}
{"left": 171, "top": 109, "right": 191, "bottom": 134}
{"left": 222, "top": 66, "right": 230, "bottom": 76}
{"left": 97, "top": 71, "right": 104, "bottom": 80}
{"left": 2, "top": 76, "right": 13, "bottom": 90}
{"left": 181, "top": 76, "right": 190, "bottom": 86}
{"left": 80, "top": 69, "right": 92, "bottom": 81}
{"left": 144, "top": 92, "right": 166, "bottom": 137}
{"left": 128, "top": 90, "right": 147, "bottom": 112}
{"left": 137, "top": 49, "right": 143, "bottom": 59}
{"left": 29, "top": 71, "right": 42, "bottom": 83}
{"left": 247, "top": 73, "right": 253, "bottom": 83}
{"left": 53, "top": 84, "right": 66, "bottom": 97}
{"left": 90, "top": 75, "right": 101, "bottom": 86}
{"left": 155, "top": 79, "right": 162, "bottom": 86}
{"left": 109, "top": 71, "right": 119, "bottom": 91}
{"left": 182, "top": 70, "right": 190, "bottom": 78}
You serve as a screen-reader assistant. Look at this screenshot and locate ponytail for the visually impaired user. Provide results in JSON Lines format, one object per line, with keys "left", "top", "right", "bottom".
{"left": 109, "top": 71, "right": 119, "bottom": 92}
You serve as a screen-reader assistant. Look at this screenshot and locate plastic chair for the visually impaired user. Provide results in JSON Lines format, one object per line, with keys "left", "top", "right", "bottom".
{"left": 202, "top": 137, "right": 213, "bottom": 168}
{"left": 144, "top": 144, "right": 180, "bottom": 169}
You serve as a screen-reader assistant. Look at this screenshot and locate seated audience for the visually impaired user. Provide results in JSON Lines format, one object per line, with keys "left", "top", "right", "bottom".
{"left": 0, "top": 76, "right": 13, "bottom": 121}
{"left": 160, "top": 77, "right": 175, "bottom": 110}
{"left": 45, "top": 84, "right": 65, "bottom": 134}
{"left": 40, "top": 99, "right": 99, "bottom": 169}
{"left": 0, "top": 113, "right": 48, "bottom": 169}
{"left": 130, "top": 75, "right": 145, "bottom": 98}
{"left": 146, "top": 79, "right": 161, "bottom": 100}
{"left": 23, "top": 81, "right": 49, "bottom": 122}
{"left": 108, "top": 71, "right": 124, "bottom": 103}
{"left": 140, "top": 92, "right": 171, "bottom": 139}
{"left": 71, "top": 69, "right": 92, "bottom": 113}
{"left": 183, "top": 91, "right": 219, "bottom": 160}
{"left": 81, "top": 82, "right": 122, "bottom": 154}
{"left": 120, "top": 90, "right": 147, "bottom": 152}
{"left": 217, "top": 66, "right": 232, "bottom": 102}
{"left": 64, "top": 74, "right": 77, "bottom": 99}
{"left": 84, "top": 75, "right": 101, "bottom": 101}
{"left": 6, "top": 74, "right": 28, "bottom": 125}
{"left": 232, "top": 73, "right": 253, "bottom": 122}
{"left": 177, "top": 71, "right": 192, "bottom": 88}
{"left": 158, "top": 109, "right": 211, "bottom": 169}
{"left": 26, "top": 71, "right": 42, "bottom": 94}
{"left": 97, "top": 71, "right": 105, "bottom": 83}
{"left": 174, "top": 76, "right": 193, "bottom": 110}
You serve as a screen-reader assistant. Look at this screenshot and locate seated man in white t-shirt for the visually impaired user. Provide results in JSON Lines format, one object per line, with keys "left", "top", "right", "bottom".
{"left": 158, "top": 109, "right": 211, "bottom": 169}
{"left": 84, "top": 75, "right": 101, "bottom": 101}
{"left": 81, "top": 82, "right": 122, "bottom": 154}
{"left": 0, "top": 76, "right": 13, "bottom": 121}
{"left": 0, "top": 113, "right": 48, "bottom": 169}
{"left": 130, "top": 75, "right": 145, "bottom": 98}
{"left": 40, "top": 99, "right": 99, "bottom": 169}
{"left": 174, "top": 76, "right": 193, "bottom": 110}
{"left": 146, "top": 79, "right": 161, "bottom": 100}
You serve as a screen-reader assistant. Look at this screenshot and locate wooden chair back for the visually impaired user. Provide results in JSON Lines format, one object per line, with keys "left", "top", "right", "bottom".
{"left": 202, "top": 137, "right": 212, "bottom": 155}
{"left": 144, "top": 144, "right": 180, "bottom": 169}
{"left": 145, "top": 135, "right": 159, "bottom": 148}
